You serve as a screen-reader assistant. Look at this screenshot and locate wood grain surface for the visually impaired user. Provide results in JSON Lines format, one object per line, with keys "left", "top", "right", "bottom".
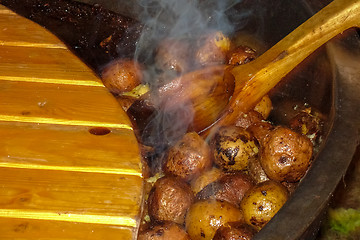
{"left": 0, "top": 5, "right": 143, "bottom": 239}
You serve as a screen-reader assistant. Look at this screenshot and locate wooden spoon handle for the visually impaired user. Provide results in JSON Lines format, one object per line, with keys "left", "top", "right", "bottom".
{"left": 221, "top": 0, "right": 360, "bottom": 127}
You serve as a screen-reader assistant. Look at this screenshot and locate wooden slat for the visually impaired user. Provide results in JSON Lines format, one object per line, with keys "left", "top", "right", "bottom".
{"left": 0, "top": 217, "right": 134, "bottom": 240}
{"left": 0, "top": 122, "right": 140, "bottom": 175}
{"left": 0, "top": 46, "right": 104, "bottom": 86}
{"left": 0, "top": 5, "right": 143, "bottom": 239}
{"left": 0, "top": 80, "right": 133, "bottom": 128}
{"left": 0, "top": 8, "right": 67, "bottom": 46}
{"left": 0, "top": 167, "right": 142, "bottom": 220}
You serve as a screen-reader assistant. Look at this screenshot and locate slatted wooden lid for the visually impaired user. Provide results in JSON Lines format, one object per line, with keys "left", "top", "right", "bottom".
{"left": 0, "top": 5, "right": 143, "bottom": 239}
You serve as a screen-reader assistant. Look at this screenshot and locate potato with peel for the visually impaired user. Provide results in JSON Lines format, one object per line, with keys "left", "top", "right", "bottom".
{"left": 185, "top": 199, "right": 243, "bottom": 240}
{"left": 211, "top": 126, "right": 259, "bottom": 171}
{"left": 195, "top": 31, "right": 231, "bottom": 66}
{"left": 240, "top": 180, "right": 289, "bottom": 231}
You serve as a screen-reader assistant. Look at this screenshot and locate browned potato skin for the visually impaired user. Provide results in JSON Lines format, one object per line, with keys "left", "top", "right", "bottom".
{"left": 164, "top": 132, "right": 212, "bottom": 182}
{"left": 234, "top": 110, "right": 264, "bottom": 130}
{"left": 195, "top": 32, "right": 230, "bottom": 66}
{"left": 227, "top": 45, "right": 256, "bottom": 66}
{"left": 213, "top": 222, "right": 257, "bottom": 240}
{"left": 240, "top": 180, "right": 289, "bottom": 231}
{"left": 138, "top": 221, "right": 191, "bottom": 240}
{"left": 101, "top": 59, "right": 143, "bottom": 94}
{"left": 196, "top": 172, "right": 254, "bottom": 208}
{"left": 260, "top": 126, "right": 313, "bottom": 182}
{"left": 211, "top": 126, "right": 259, "bottom": 171}
{"left": 148, "top": 176, "right": 194, "bottom": 225}
{"left": 185, "top": 199, "right": 244, "bottom": 240}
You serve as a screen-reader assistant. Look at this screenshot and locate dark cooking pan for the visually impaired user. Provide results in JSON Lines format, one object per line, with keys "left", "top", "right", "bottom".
{"left": 2, "top": 0, "right": 359, "bottom": 239}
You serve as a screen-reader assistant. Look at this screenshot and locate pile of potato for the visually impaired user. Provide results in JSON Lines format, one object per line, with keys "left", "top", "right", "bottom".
{"left": 100, "top": 31, "right": 322, "bottom": 240}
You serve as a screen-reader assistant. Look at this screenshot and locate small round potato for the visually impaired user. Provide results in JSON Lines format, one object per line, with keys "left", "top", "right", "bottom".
{"left": 213, "top": 222, "right": 257, "bottom": 240}
{"left": 164, "top": 132, "right": 212, "bottom": 182}
{"left": 148, "top": 176, "right": 194, "bottom": 224}
{"left": 196, "top": 172, "right": 254, "bottom": 207}
{"left": 240, "top": 180, "right": 289, "bottom": 231}
{"left": 155, "top": 38, "right": 191, "bottom": 74}
{"left": 101, "top": 59, "right": 143, "bottom": 94}
{"left": 185, "top": 199, "right": 244, "bottom": 240}
{"left": 195, "top": 31, "right": 231, "bottom": 66}
{"left": 212, "top": 126, "right": 259, "bottom": 171}
{"left": 260, "top": 126, "right": 313, "bottom": 182}
{"left": 138, "top": 221, "right": 191, "bottom": 240}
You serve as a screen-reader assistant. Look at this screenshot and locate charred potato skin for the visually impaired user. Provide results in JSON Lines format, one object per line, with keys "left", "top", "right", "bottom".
{"left": 147, "top": 176, "right": 194, "bottom": 225}
{"left": 138, "top": 221, "right": 191, "bottom": 240}
{"left": 196, "top": 172, "right": 254, "bottom": 208}
{"left": 260, "top": 126, "right": 313, "bottom": 182}
{"left": 164, "top": 132, "right": 212, "bottom": 182}
{"left": 101, "top": 59, "right": 143, "bottom": 94}
{"left": 212, "top": 126, "right": 259, "bottom": 171}
{"left": 240, "top": 180, "right": 289, "bottom": 231}
{"left": 185, "top": 199, "right": 244, "bottom": 240}
{"left": 213, "top": 222, "right": 257, "bottom": 240}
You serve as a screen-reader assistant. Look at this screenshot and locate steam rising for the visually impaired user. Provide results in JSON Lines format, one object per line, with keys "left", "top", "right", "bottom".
{"left": 133, "top": 0, "right": 249, "bottom": 154}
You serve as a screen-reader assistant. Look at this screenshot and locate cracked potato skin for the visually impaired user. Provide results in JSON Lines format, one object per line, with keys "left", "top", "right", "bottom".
{"left": 240, "top": 180, "right": 288, "bottom": 231}
{"left": 185, "top": 199, "right": 244, "bottom": 240}
{"left": 212, "top": 126, "right": 259, "bottom": 171}
{"left": 260, "top": 126, "right": 313, "bottom": 182}
{"left": 148, "top": 176, "right": 194, "bottom": 225}
{"left": 164, "top": 132, "right": 212, "bottom": 182}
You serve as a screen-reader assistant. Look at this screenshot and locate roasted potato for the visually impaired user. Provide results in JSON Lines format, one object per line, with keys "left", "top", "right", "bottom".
{"left": 164, "top": 132, "right": 212, "bottom": 182}
{"left": 196, "top": 172, "right": 254, "bottom": 207}
{"left": 212, "top": 126, "right": 259, "bottom": 171}
{"left": 240, "top": 180, "right": 289, "bottom": 230}
{"left": 260, "top": 126, "right": 313, "bottom": 182}
{"left": 148, "top": 176, "right": 194, "bottom": 224}
{"left": 155, "top": 38, "right": 191, "bottom": 74}
{"left": 101, "top": 59, "right": 143, "bottom": 94}
{"left": 185, "top": 199, "right": 244, "bottom": 240}
{"left": 138, "top": 221, "right": 191, "bottom": 240}
{"left": 234, "top": 110, "right": 264, "bottom": 130}
{"left": 195, "top": 31, "right": 231, "bottom": 66}
{"left": 213, "top": 222, "right": 257, "bottom": 240}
